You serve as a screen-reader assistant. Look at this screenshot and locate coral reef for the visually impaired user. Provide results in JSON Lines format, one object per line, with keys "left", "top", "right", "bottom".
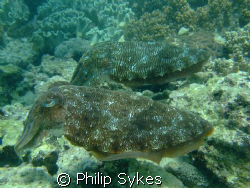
{"left": 127, "top": 0, "right": 169, "bottom": 17}
{"left": 0, "top": 0, "right": 29, "bottom": 27}
{"left": 176, "top": 31, "right": 225, "bottom": 59}
{"left": 124, "top": 9, "right": 174, "bottom": 41}
{"left": 203, "top": 24, "right": 249, "bottom": 76}
{"left": 29, "top": 0, "right": 134, "bottom": 53}
{"left": 1, "top": 0, "right": 249, "bottom": 54}
{"left": 0, "top": 0, "right": 134, "bottom": 54}
{"left": 196, "top": 0, "right": 236, "bottom": 31}
{"left": 0, "top": 0, "right": 34, "bottom": 42}
{"left": 34, "top": 8, "right": 90, "bottom": 52}
{"left": 0, "top": 1, "right": 249, "bottom": 188}
{"left": 124, "top": 0, "right": 197, "bottom": 41}
{"left": 167, "top": 71, "right": 250, "bottom": 187}
{"left": 39, "top": 55, "right": 78, "bottom": 81}
{"left": 78, "top": 159, "right": 185, "bottom": 188}
{"left": 0, "top": 138, "right": 186, "bottom": 187}
{"left": 0, "top": 118, "right": 24, "bottom": 147}
{"left": 0, "top": 54, "right": 77, "bottom": 106}
{"left": 54, "top": 38, "right": 90, "bottom": 61}
{"left": 187, "top": 0, "right": 208, "bottom": 9}
{"left": 195, "top": 127, "right": 250, "bottom": 188}
{"left": 22, "top": 0, "right": 46, "bottom": 19}
{"left": 169, "top": 0, "right": 198, "bottom": 31}
{"left": 0, "top": 37, "right": 39, "bottom": 68}
{"left": 0, "top": 102, "right": 28, "bottom": 121}
{"left": 224, "top": 23, "right": 250, "bottom": 72}
{"left": 237, "top": 0, "right": 250, "bottom": 27}
{"left": 124, "top": 0, "right": 249, "bottom": 41}
{"left": 164, "top": 160, "right": 210, "bottom": 187}
{"left": 0, "top": 64, "right": 22, "bottom": 106}
{"left": 0, "top": 164, "right": 54, "bottom": 187}
{"left": 0, "top": 24, "right": 4, "bottom": 47}
{"left": 205, "top": 58, "right": 238, "bottom": 76}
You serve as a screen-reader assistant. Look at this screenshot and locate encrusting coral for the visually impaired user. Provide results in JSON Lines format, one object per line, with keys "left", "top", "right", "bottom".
{"left": 30, "top": 0, "right": 134, "bottom": 52}
{"left": 54, "top": 38, "right": 90, "bottom": 61}
{"left": 1, "top": 0, "right": 135, "bottom": 55}
{"left": 124, "top": 0, "right": 197, "bottom": 41}
{"left": 167, "top": 71, "right": 250, "bottom": 188}
{"left": 0, "top": 0, "right": 29, "bottom": 27}
{"left": 224, "top": 23, "right": 250, "bottom": 72}
{"left": 124, "top": 0, "right": 249, "bottom": 41}
{"left": 124, "top": 9, "right": 173, "bottom": 41}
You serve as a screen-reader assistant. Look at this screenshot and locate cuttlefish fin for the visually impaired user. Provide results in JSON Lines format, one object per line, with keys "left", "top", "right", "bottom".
{"left": 91, "top": 150, "right": 163, "bottom": 164}
{"left": 163, "top": 127, "right": 214, "bottom": 158}
{"left": 91, "top": 128, "right": 214, "bottom": 164}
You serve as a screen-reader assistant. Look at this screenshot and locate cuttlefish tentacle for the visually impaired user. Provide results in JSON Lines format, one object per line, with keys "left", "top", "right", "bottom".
{"left": 14, "top": 88, "right": 67, "bottom": 157}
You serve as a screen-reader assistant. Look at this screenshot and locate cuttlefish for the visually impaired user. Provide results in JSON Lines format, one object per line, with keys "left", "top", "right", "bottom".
{"left": 70, "top": 41, "right": 210, "bottom": 87}
{"left": 15, "top": 83, "right": 213, "bottom": 164}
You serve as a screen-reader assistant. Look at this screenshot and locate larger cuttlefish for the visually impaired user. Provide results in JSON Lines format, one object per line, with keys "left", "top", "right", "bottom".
{"left": 15, "top": 84, "right": 213, "bottom": 164}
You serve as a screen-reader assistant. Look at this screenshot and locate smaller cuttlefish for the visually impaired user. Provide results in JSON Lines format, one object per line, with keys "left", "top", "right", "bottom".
{"left": 15, "top": 83, "right": 213, "bottom": 164}
{"left": 70, "top": 41, "right": 210, "bottom": 87}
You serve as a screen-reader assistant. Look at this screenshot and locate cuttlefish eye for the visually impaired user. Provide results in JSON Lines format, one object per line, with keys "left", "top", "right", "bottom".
{"left": 42, "top": 91, "right": 65, "bottom": 108}
{"left": 43, "top": 98, "right": 57, "bottom": 107}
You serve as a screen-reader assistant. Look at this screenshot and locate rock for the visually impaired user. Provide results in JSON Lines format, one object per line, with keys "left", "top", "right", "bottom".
{"left": 167, "top": 71, "right": 250, "bottom": 187}
{"left": 54, "top": 38, "right": 90, "bottom": 61}
{"left": 164, "top": 161, "right": 210, "bottom": 187}
{"left": 40, "top": 55, "right": 77, "bottom": 81}
{"left": 178, "top": 27, "right": 189, "bottom": 36}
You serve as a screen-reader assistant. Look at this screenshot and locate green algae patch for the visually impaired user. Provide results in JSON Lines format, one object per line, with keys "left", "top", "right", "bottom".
{"left": 0, "top": 64, "right": 22, "bottom": 85}
{"left": 0, "top": 64, "right": 20, "bottom": 75}
{"left": 0, "top": 119, "right": 23, "bottom": 148}
{"left": 0, "top": 64, "right": 23, "bottom": 106}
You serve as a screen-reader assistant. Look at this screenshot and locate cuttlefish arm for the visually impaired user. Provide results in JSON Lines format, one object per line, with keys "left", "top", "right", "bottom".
{"left": 14, "top": 88, "right": 67, "bottom": 157}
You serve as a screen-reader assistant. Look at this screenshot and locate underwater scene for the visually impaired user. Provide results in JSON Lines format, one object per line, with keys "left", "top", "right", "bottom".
{"left": 0, "top": 0, "right": 249, "bottom": 187}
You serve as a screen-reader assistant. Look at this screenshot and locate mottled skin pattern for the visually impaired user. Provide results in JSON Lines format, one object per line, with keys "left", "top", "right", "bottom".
{"left": 15, "top": 84, "right": 213, "bottom": 163}
{"left": 70, "top": 41, "right": 210, "bottom": 87}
